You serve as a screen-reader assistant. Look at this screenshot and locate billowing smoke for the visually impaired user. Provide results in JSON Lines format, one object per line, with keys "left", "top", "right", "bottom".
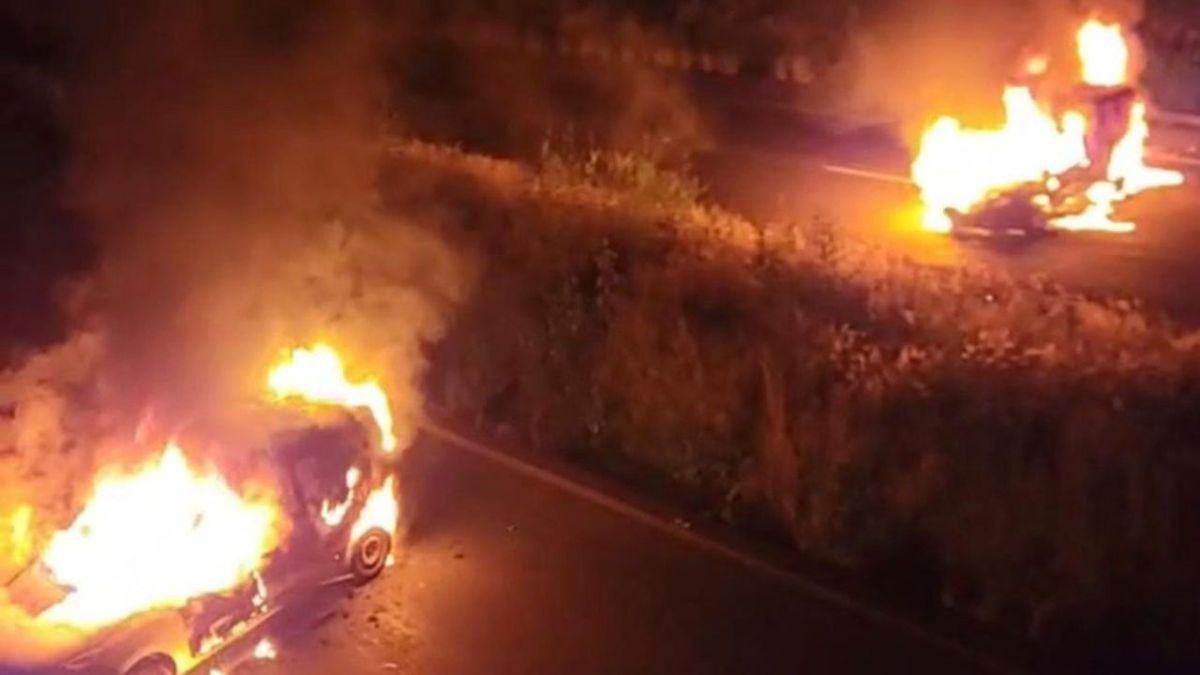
{"left": 0, "top": 0, "right": 468, "bottom": 587}
{"left": 839, "top": 0, "right": 1145, "bottom": 143}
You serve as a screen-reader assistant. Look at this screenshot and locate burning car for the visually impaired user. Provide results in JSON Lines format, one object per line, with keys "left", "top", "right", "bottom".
{"left": 3, "top": 419, "right": 395, "bottom": 675}
{"left": 912, "top": 18, "right": 1185, "bottom": 238}
{"left": 1, "top": 345, "right": 402, "bottom": 675}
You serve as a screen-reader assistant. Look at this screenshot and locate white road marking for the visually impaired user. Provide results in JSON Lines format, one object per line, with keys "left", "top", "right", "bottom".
{"left": 822, "top": 164, "right": 915, "bottom": 185}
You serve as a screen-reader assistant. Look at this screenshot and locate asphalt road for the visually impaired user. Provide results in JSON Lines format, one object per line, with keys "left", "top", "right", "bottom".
{"left": 246, "top": 432, "right": 993, "bottom": 675}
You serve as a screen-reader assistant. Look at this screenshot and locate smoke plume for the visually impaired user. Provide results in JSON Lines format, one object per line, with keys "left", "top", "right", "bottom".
{"left": 840, "top": 0, "right": 1146, "bottom": 143}
{"left": 0, "top": 0, "right": 468, "bottom": 584}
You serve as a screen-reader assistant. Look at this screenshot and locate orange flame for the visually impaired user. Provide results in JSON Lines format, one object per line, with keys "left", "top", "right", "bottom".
{"left": 7, "top": 504, "right": 33, "bottom": 567}
{"left": 14, "top": 342, "right": 402, "bottom": 642}
{"left": 911, "top": 19, "right": 1183, "bottom": 234}
{"left": 268, "top": 344, "right": 397, "bottom": 453}
{"left": 253, "top": 638, "right": 278, "bottom": 660}
{"left": 37, "top": 444, "right": 278, "bottom": 629}
{"left": 320, "top": 466, "right": 362, "bottom": 527}
{"left": 1110, "top": 103, "right": 1186, "bottom": 192}
{"left": 912, "top": 87, "right": 1089, "bottom": 232}
{"left": 1078, "top": 20, "right": 1128, "bottom": 86}
{"left": 350, "top": 476, "right": 398, "bottom": 545}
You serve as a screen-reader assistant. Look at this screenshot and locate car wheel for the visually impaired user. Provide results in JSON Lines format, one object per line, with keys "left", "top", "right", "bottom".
{"left": 124, "top": 654, "right": 176, "bottom": 675}
{"left": 350, "top": 527, "right": 392, "bottom": 584}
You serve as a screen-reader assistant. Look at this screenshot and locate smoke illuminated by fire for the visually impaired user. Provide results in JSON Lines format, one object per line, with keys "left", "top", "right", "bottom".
{"left": 268, "top": 344, "right": 397, "bottom": 453}
{"left": 37, "top": 444, "right": 278, "bottom": 629}
{"left": 912, "top": 19, "right": 1183, "bottom": 234}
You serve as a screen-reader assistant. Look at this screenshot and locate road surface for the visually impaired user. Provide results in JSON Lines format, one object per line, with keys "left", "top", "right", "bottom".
{"left": 247, "top": 431, "right": 1000, "bottom": 675}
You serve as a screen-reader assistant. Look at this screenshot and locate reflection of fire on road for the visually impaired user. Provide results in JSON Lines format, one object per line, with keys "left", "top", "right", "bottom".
{"left": 912, "top": 18, "right": 1184, "bottom": 235}
{"left": 4, "top": 342, "right": 401, "bottom": 669}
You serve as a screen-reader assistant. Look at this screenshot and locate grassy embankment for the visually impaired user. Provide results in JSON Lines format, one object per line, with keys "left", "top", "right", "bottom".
{"left": 386, "top": 140, "right": 1200, "bottom": 670}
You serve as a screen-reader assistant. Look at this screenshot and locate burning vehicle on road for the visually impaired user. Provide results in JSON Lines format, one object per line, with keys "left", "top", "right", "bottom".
{"left": 1, "top": 345, "right": 402, "bottom": 675}
{"left": 943, "top": 181, "right": 1059, "bottom": 239}
{"left": 913, "top": 18, "right": 1185, "bottom": 238}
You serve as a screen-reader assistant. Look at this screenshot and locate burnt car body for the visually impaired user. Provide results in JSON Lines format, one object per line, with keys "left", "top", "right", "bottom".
{"left": 946, "top": 183, "right": 1057, "bottom": 239}
{"left": 2, "top": 418, "right": 396, "bottom": 675}
{"left": 946, "top": 84, "right": 1145, "bottom": 240}
{"left": 947, "top": 178, "right": 1107, "bottom": 241}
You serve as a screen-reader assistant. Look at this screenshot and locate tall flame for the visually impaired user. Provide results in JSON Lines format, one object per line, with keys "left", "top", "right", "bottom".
{"left": 12, "top": 342, "right": 402, "bottom": 640}
{"left": 37, "top": 444, "right": 277, "bottom": 629}
{"left": 1109, "top": 102, "right": 1185, "bottom": 192}
{"left": 912, "top": 87, "right": 1089, "bottom": 232}
{"left": 911, "top": 19, "right": 1183, "bottom": 234}
{"left": 1078, "top": 20, "right": 1128, "bottom": 86}
{"left": 267, "top": 344, "right": 397, "bottom": 453}
{"left": 269, "top": 344, "right": 401, "bottom": 559}
{"left": 350, "top": 476, "right": 398, "bottom": 544}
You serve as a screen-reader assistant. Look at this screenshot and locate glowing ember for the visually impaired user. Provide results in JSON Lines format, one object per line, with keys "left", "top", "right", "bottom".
{"left": 37, "top": 444, "right": 278, "bottom": 629}
{"left": 253, "top": 638, "right": 278, "bottom": 660}
{"left": 320, "top": 466, "right": 362, "bottom": 527}
{"left": 911, "top": 19, "right": 1183, "bottom": 234}
{"left": 268, "top": 344, "right": 396, "bottom": 453}
{"left": 350, "top": 476, "right": 399, "bottom": 544}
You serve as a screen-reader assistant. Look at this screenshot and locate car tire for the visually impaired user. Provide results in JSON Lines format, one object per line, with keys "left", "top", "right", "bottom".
{"left": 123, "top": 654, "right": 176, "bottom": 675}
{"left": 350, "top": 527, "right": 392, "bottom": 584}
